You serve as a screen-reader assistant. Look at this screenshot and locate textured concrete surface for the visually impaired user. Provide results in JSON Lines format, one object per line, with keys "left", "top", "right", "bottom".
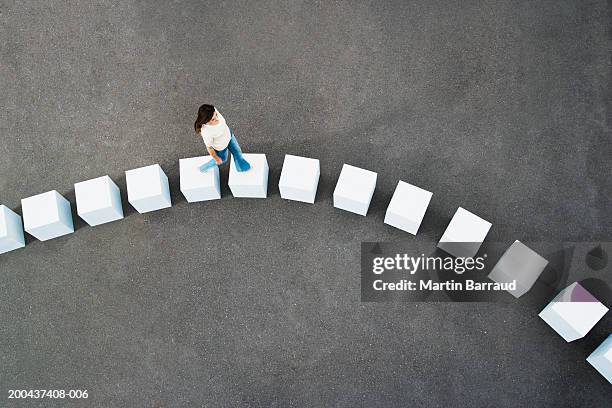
{"left": 1, "top": 0, "right": 611, "bottom": 406}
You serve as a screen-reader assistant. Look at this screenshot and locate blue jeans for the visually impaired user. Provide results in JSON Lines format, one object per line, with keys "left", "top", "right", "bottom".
{"left": 200, "top": 132, "right": 251, "bottom": 172}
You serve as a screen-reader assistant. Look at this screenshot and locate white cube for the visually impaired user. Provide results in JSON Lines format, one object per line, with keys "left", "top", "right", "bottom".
{"left": 125, "top": 164, "right": 171, "bottom": 213}
{"left": 384, "top": 181, "right": 432, "bottom": 235}
{"left": 437, "top": 207, "right": 492, "bottom": 258}
{"left": 179, "top": 156, "right": 221, "bottom": 202}
{"left": 0, "top": 205, "right": 25, "bottom": 254}
{"left": 75, "top": 175, "right": 124, "bottom": 226}
{"left": 488, "top": 240, "right": 548, "bottom": 298}
{"left": 587, "top": 334, "right": 612, "bottom": 384}
{"left": 228, "top": 153, "right": 269, "bottom": 198}
{"left": 279, "top": 154, "right": 320, "bottom": 204}
{"left": 539, "top": 282, "right": 609, "bottom": 342}
{"left": 333, "top": 164, "right": 377, "bottom": 216}
{"left": 21, "top": 190, "right": 74, "bottom": 241}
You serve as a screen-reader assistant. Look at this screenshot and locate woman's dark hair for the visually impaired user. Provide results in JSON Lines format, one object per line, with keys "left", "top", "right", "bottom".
{"left": 194, "top": 104, "right": 215, "bottom": 133}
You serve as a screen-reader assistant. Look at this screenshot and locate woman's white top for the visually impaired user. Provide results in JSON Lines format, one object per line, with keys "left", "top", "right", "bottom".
{"left": 201, "top": 110, "right": 231, "bottom": 151}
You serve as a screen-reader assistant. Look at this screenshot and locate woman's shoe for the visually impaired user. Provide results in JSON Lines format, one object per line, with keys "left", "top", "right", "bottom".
{"left": 235, "top": 158, "right": 251, "bottom": 172}
{"left": 199, "top": 159, "right": 218, "bottom": 172}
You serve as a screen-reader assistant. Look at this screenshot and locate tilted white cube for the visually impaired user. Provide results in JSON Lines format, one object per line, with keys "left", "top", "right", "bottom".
{"left": 279, "top": 154, "right": 320, "bottom": 204}
{"left": 437, "top": 207, "right": 492, "bottom": 257}
{"left": 333, "top": 164, "right": 377, "bottom": 216}
{"left": 75, "top": 175, "right": 124, "bottom": 226}
{"left": 384, "top": 181, "right": 432, "bottom": 235}
{"left": 228, "top": 153, "right": 269, "bottom": 198}
{"left": 179, "top": 156, "right": 221, "bottom": 202}
{"left": 539, "top": 282, "right": 609, "bottom": 342}
{"left": 125, "top": 164, "right": 171, "bottom": 213}
{"left": 488, "top": 240, "right": 548, "bottom": 298}
{"left": 0, "top": 205, "right": 25, "bottom": 254}
{"left": 587, "top": 334, "right": 612, "bottom": 384}
{"left": 21, "top": 190, "right": 74, "bottom": 241}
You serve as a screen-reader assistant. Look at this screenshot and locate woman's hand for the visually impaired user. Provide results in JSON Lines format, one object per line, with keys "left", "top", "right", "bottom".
{"left": 207, "top": 146, "right": 223, "bottom": 165}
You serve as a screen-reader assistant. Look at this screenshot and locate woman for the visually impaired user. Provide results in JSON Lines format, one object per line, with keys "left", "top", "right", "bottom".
{"left": 194, "top": 104, "right": 251, "bottom": 172}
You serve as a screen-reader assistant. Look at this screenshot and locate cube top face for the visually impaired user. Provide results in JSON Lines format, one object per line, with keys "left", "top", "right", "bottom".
{"left": 488, "top": 240, "right": 548, "bottom": 297}
{"left": 74, "top": 175, "right": 115, "bottom": 213}
{"left": 545, "top": 302, "right": 608, "bottom": 341}
{"left": 334, "top": 164, "right": 378, "bottom": 201}
{"left": 279, "top": 154, "right": 320, "bottom": 190}
{"left": 179, "top": 156, "right": 220, "bottom": 190}
{"left": 503, "top": 240, "right": 548, "bottom": 272}
{"left": 440, "top": 207, "right": 492, "bottom": 244}
{"left": 125, "top": 164, "right": 166, "bottom": 201}
{"left": 21, "top": 190, "right": 63, "bottom": 230}
{"left": 229, "top": 153, "right": 268, "bottom": 186}
{"left": 387, "top": 181, "right": 432, "bottom": 215}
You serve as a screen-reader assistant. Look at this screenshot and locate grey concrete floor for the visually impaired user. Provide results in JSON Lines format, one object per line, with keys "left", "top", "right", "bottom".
{"left": 1, "top": 0, "right": 611, "bottom": 406}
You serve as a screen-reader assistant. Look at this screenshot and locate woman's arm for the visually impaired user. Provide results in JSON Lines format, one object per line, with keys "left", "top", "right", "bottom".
{"left": 207, "top": 146, "right": 223, "bottom": 164}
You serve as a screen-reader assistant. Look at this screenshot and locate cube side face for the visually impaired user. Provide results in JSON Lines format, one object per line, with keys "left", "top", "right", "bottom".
{"left": 182, "top": 186, "right": 221, "bottom": 202}
{"left": 0, "top": 206, "right": 8, "bottom": 237}
{"left": 588, "top": 356, "right": 612, "bottom": 384}
{"left": 7, "top": 208, "right": 25, "bottom": 246}
{"left": 55, "top": 192, "right": 75, "bottom": 233}
{"left": 261, "top": 160, "right": 269, "bottom": 197}
{"left": 79, "top": 206, "right": 124, "bottom": 226}
{"left": 383, "top": 210, "right": 420, "bottom": 235}
{"left": 438, "top": 241, "right": 480, "bottom": 259}
{"left": 0, "top": 206, "right": 25, "bottom": 254}
{"left": 130, "top": 195, "right": 172, "bottom": 213}
{"left": 538, "top": 306, "right": 582, "bottom": 342}
{"left": 550, "top": 302, "right": 608, "bottom": 339}
{"left": 156, "top": 164, "right": 170, "bottom": 186}
{"left": 108, "top": 182, "right": 124, "bottom": 219}
{"left": 27, "top": 219, "right": 74, "bottom": 241}
{"left": 102, "top": 177, "right": 123, "bottom": 219}
{"left": 279, "top": 184, "right": 317, "bottom": 204}
{"left": 589, "top": 335, "right": 612, "bottom": 360}
{"left": 159, "top": 170, "right": 172, "bottom": 205}
{"left": 229, "top": 183, "right": 267, "bottom": 198}
{"left": 333, "top": 192, "right": 369, "bottom": 216}
{"left": 487, "top": 269, "right": 526, "bottom": 298}
{"left": 0, "top": 236, "right": 25, "bottom": 254}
